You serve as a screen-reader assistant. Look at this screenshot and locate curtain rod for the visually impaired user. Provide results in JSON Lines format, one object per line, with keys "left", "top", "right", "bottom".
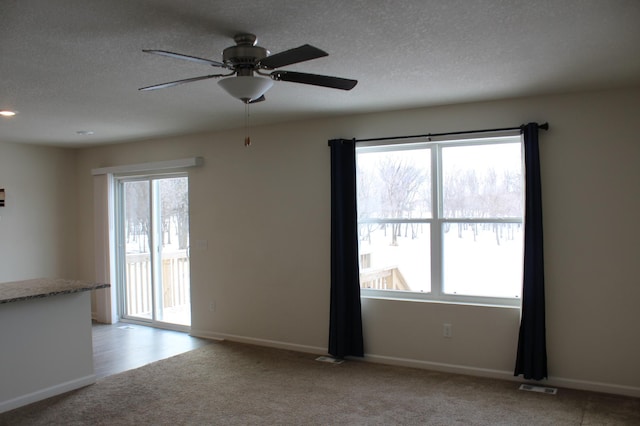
{"left": 351, "top": 122, "right": 549, "bottom": 143}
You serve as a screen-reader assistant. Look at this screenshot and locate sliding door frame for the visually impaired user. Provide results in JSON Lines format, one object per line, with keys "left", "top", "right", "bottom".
{"left": 114, "top": 172, "right": 191, "bottom": 332}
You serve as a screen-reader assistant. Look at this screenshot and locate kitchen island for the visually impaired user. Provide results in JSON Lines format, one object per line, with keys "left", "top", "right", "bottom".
{"left": 0, "top": 278, "right": 109, "bottom": 413}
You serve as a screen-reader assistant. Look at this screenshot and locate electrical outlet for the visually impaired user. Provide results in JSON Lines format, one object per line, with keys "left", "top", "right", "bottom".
{"left": 443, "top": 323, "right": 452, "bottom": 338}
{"left": 209, "top": 301, "right": 216, "bottom": 312}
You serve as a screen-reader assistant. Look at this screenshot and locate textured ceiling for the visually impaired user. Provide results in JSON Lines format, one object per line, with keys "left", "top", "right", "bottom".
{"left": 1, "top": 0, "right": 640, "bottom": 147}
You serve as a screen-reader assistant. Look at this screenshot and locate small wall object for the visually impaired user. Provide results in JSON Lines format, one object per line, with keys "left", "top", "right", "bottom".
{"left": 0, "top": 188, "right": 4, "bottom": 207}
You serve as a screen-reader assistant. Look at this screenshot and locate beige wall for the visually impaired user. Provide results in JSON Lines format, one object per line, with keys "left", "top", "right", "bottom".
{"left": 0, "top": 142, "right": 77, "bottom": 282}
{"left": 23, "top": 85, "right": 640, "bottom": 397}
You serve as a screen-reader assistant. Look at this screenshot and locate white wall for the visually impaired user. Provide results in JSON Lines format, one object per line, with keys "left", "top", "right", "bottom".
{"left": 0, "top": 142, "right": 77, "bottom": 282}
{"left": 75, "top": 86, "right": 640, "bottom": 396}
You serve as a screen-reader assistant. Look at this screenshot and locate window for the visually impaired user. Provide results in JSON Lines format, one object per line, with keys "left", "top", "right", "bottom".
{"left": 356, "top": 135, "right": 523, "bottom": 306}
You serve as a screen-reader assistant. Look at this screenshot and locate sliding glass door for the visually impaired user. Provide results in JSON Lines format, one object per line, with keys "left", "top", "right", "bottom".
{"left": 116, "top": 174, "right": 191, "bottom": 329}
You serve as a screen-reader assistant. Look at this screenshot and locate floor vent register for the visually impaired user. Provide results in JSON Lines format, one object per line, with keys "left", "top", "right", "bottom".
{"left": 519, "top": 384, "right": 558, "bottom": 395}
{"left": 315, "top": 356, "right": 344, "bottom": 365}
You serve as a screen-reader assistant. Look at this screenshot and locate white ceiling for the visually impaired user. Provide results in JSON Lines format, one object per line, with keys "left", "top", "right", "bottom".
{"left": 1, "top": 0, "right": 640, "bottom": 147}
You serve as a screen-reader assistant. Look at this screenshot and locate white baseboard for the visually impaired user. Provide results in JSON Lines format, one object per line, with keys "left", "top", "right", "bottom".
{"left": 188, "top": 329, "right": 225, "bottom": 342}
{"left": 189, "top": 329, "right": 326, "bottom": 355}
{"left": 187, "top": 331, "right": 640, "bottom": 399}
{"left": 361, "top": 353, "right": 640, "bottom": 398}
{"left": 361, "top": 353, "right": 516, "bottom": 381}
{"left": 545, "top": 376, "right": 640, "bottom": 399}
{"left": 0, "top": 375, "right": 96, "bottom": 414}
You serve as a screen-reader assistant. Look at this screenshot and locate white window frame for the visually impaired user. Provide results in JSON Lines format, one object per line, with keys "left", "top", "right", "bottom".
{"left": 356, "top": 133, "right": 523, "bottom": 307}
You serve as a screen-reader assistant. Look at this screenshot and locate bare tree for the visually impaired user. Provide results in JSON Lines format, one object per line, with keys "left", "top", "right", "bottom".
{"left": 356, "top": 164, "right": 380, "bottom": 244}
{"left": 159, "top": 177, "right": 189, "bottom": 250}
{"left": 377, "top": 156, "right": 426, "bottom": 245}
{"left": 123, "top": 178, "right": 190, "bottom": 253}
{"left": 124, "top": 181, "right": 150, "bottom": 253}
{"left": 443, "top": 162, "right": 523, "bottom": 244}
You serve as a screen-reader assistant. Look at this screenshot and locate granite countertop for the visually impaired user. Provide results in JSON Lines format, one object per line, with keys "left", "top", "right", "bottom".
{"left": 0, "top": 278, "right": 110, "bottom": 304}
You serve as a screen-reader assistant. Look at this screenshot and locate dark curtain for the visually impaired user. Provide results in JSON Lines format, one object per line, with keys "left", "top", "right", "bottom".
{"left": 328, "top": 138, "right": 364, "bottom": 358}
{"left": 514, "top": 123, "right": 548, "bottom": 380}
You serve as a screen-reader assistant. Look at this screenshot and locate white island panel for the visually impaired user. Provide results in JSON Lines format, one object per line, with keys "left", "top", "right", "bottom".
{"left": 0, "top": 292, "right": 95, "bottom": 413}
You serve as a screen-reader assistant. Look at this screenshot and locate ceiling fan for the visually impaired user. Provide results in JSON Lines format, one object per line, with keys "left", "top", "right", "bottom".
{"left": 139, "top": 33, "right": 358, "bottom": 103}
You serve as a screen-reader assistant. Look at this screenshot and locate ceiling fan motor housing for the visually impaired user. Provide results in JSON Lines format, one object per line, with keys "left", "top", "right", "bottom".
{"left": 223, "top": 33, "right": 269, "bottom": 73}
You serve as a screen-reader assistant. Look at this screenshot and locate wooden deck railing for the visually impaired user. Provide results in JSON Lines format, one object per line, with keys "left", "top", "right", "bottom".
{"left": 360, "top": 266, "right": 410, "bottom": 291}
{"left": 125, "top": 250, "right": 190, "bottom": 318}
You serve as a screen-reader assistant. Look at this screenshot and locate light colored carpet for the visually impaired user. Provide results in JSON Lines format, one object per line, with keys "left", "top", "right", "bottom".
{"left": 1, "top": 341, "right": 638, "bottom": 425}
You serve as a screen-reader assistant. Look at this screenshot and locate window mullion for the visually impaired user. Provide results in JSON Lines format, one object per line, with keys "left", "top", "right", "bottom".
{"left": 431, "top": 144, "right": 443, "bottom": 297}
{"left": 149, "top": 180, "right": 160, "bottom": 322}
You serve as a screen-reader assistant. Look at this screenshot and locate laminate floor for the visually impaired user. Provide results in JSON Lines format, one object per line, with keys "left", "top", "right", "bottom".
{"left": 92, "top": 322, "right": 212, "bottom": 379}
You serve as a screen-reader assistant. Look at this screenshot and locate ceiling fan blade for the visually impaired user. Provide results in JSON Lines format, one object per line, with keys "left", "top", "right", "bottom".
{"left": 259, "top": 45, "right": 328, "bottom": 69}
{"left": 271, "top": 71, "right": 357, "bottom": 90}
{"left": 139, "top": 74, "right": 223, "bottom": 91}
{"left": 143, "top": 49, "right": 226, "bottom": 67}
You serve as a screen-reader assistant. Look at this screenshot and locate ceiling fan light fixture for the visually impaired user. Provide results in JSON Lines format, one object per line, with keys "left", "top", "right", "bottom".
{"left": 218, "top": 76, "right": 273, "bottom": 103}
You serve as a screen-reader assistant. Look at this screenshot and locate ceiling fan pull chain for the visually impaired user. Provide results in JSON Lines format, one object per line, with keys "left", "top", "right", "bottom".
{"left": 244, "top": 102, "right": 251, "bottom": 147}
